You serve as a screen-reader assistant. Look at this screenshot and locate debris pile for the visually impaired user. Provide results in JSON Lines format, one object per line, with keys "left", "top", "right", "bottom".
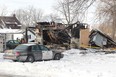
{"left": 89, "top": 29, "right": 116, "bottom": 48}
{"left": 35, "top": 22, "right": 71, "bottom": 49}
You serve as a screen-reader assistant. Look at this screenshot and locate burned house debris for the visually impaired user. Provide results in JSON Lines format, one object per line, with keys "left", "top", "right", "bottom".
{"left": 89, "top": 29, "right": 116, "bottom": 48}
{"left": 66, "top": 21, "right": 89, "bottom": 48}
{"left": 24, "top": 20, "right": 116, "bottom": 50}
{"left": 35, "top": 21, "right": 90, "bottom": 49}
{"left": 25, "top": 21, "right": 90, "bottom": 49}
{"left": 35, "top": 21, "right": 71, "bottom": 48}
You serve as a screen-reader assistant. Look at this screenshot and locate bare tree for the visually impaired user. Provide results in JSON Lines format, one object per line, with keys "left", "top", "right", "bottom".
{"left": 42, "top": 13, "right": 62, "bottom": 23}
{"left": 55, "top": 0, "right": 96, "bottom": 25}
{"left": 0, "top": 6, "right": 8, "bottom": 16}
{"left": 13, "top": 6, "right": 44, "bottom": 28}
{"left": 96, "top": 0, "right": 116, "bottom": 40}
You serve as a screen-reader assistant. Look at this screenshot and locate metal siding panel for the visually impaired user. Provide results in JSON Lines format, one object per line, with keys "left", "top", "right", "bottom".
{"left": 93, "top": 34, "right": 107, "bottom": 47}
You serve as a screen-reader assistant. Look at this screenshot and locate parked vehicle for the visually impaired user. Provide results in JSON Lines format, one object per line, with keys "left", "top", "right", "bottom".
{"left": 3, "top": 43, "right": 63, "bottom": 62}
{"left": 6, "top": 40, "right": 20, "bottom": 49}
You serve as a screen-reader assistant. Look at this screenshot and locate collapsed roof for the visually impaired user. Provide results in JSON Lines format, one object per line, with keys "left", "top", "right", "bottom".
{"left": 29, "top": 22, "right": 70, "bottom": 45}
{"left": 89, "top": 29, "right": 116, "bottom": 48}
{"left": 43, "top": 29, "right": 71, "bottom": 44}
{"left": 35, "top": 21, "right": 89, "bottom": 45}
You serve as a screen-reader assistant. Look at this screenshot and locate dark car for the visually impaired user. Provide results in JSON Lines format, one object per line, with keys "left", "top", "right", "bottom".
{"left": 6, "top": 40, "right": 20, "bottom": 49}
{"left": 3, "top": 43, "right": 63, "bottom": 62}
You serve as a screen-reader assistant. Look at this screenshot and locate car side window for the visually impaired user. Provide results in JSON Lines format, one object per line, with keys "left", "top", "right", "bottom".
{"left": 9, "top": 41, "right": 13, "bottom": 44}
{"left": 32, "top": 45, "right": 41, "bottom": 51}
{"left": 39, "top": 45, "right": 49, "bottom": 51}
{"left": 14, "top": 40, "right": 19, "bottom": 44}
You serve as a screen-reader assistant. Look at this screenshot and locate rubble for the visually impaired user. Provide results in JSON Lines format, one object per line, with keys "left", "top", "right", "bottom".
{"left": 26, "top": 21, "right": 89, "bottom": 49}
{"left": 89, "top": 29, "right": 116, "bottom": 48}
{"left": 35, "top": 22, "right": 71, "bottom": 49}
{"left": 27, "top": 21, "right": 116, "bottom": 49}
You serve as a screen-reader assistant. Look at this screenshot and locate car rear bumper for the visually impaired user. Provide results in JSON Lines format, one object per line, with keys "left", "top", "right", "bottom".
{"left": 3, "top": 55, "right": 17, "bottom": 60}
{"left": 3, "top": 55, "right": 27, "bottom": 61}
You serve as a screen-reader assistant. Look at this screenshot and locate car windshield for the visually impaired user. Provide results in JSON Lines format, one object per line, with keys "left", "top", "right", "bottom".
{"left": 14, "top": 40, "right": 19, "bottom": 44}
{"left": 14, "top": 45, "right": 28, "bottom": 50}
{"left": 39, "top": 45, "right": 49, "bottom": 51}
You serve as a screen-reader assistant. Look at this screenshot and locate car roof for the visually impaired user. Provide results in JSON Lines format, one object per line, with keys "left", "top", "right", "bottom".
{"left": 8, "top": 40, "right": 18, "bottom": 41}
{"left": 21, "top": 43, "right": 37, "bottom": 46}
{"left": 7, "top": 40, "right": 18, "bottom": 42}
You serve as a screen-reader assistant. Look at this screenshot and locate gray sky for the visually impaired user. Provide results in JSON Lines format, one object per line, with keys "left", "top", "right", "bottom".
{"left": 0, "top": 0, "right": 55, "bottom": 14}
{"left": 0, "top": 0, "right": 96, "bottom": 25}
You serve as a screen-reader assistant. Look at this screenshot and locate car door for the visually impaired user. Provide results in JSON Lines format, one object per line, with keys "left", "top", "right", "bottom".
{"left": 31, "top": 45, "right": 42, "bottom": 60}
{"left": 39, "top": 45, "right": 53, "bottom": 60}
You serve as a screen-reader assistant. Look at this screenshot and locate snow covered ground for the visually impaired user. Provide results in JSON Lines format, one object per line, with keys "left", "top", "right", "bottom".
{"left": 0, "top": 49, "right": 116, "bottom": 77}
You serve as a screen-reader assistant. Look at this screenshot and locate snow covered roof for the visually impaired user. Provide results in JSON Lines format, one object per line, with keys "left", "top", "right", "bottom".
{"left": 0, "top": 29, "right": 24, "bottom": 34}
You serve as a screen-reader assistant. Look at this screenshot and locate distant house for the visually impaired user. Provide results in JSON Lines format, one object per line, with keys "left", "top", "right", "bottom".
{"left": 0, "top": 14, "right": 21, "bottom": 29}
{"left": 0, "top": 15, "right": 23, "bottom": 51}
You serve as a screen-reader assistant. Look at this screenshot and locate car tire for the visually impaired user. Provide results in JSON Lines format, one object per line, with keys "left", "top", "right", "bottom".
{"left": 27, "top": 55, "right": 35, "bottom": 63}
{"left": 54, "top": 54, "right": 61, "bottom": 60}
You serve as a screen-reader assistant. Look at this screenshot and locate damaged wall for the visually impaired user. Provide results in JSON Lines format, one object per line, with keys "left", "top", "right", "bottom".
{"left": 80, "top": 29, "right": 90, "bottom": 48}
{"left": 70, "top": 22, "right": 89, "bottom": 48}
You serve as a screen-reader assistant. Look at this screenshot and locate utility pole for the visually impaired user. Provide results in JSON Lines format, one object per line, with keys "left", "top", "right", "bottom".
{"left": 40, "top": 25, "right": 43, "bottom": 45}
{"left": 25, "top": 27, "right": 28, "bottom": 43}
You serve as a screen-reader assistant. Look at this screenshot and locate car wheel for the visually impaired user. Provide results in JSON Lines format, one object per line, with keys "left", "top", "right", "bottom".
{"left": 27, "top": 55, "right": 35, "bottom": 63}
{"left": 54, "top": 54, "right": 61, "bottom": 60}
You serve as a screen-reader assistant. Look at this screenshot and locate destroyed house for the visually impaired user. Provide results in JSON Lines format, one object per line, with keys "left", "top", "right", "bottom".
{"left": 89, "top": 29, "right": 116, "bottom": 48}
{"left": 0, "top": 15, "right": 21, "bottom": 29}
{"left": 35, "top": 22, "right": 70, "bottom": 45}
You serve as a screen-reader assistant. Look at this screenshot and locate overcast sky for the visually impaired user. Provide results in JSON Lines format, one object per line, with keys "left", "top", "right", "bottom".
{"left": 0, "top": 0, "right": 56, "bottom": 14}
{"left": 0, "top": 0, "right": 96, "bottom": 25}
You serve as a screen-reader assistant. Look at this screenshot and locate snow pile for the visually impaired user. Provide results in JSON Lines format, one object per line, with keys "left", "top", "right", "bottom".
{"left": 0, "top": 49, "right": 116, "bottom": 77}
{"left": 0, "top": 53, "right": 12, "bottom": 62}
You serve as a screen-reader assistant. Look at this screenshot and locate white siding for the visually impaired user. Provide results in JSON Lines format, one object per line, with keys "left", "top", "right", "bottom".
{"left": 28, "top": 31, "right": 36, "bottom": 42}
{"left": 14, "top": 34, "right": 23, "bottom": 40}
{"left": 6, "top": 34, "right": 13, "bottom": 42}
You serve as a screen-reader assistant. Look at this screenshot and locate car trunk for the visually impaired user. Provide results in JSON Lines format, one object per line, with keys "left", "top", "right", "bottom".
{"left": 4, "top": 50, "right": 16, "bottom": 60}
{"left": 4, "top": 50, "right": 14, "bottom": 55}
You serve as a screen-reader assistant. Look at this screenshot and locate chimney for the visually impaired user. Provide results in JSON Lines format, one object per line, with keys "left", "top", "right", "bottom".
{"left": 13, "top": 14, "right": 16, "bottom": 17}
